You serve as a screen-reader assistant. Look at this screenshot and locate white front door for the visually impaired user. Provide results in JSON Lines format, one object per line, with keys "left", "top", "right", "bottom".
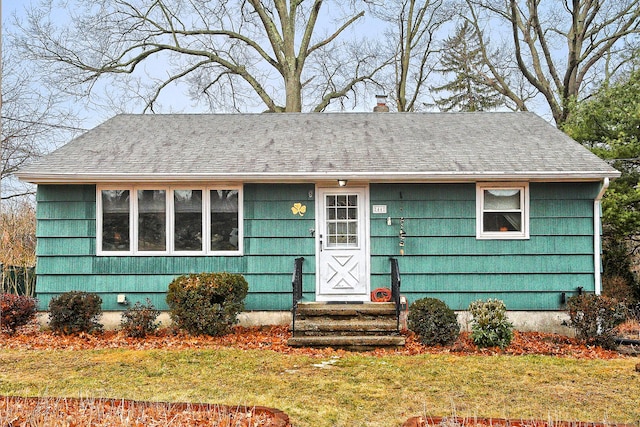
{"left": 316, "top": 187, "right": 369, "bottom": 301}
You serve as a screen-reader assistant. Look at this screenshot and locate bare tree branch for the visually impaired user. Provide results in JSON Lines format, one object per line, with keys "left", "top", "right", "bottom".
{"left": 1, "top": 41, "right": 81, "bottom": 201}
{"left": 372, "top": 0, "right": 454, "bottom": 112}
{"left": 15, "top": 0, "right": 379, "bottom": 113}
{"left": 465, "top": 0, "right": 640, "bottom": 125}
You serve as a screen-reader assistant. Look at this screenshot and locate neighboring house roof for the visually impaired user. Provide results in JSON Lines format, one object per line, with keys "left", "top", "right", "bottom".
{"left": 17, "top": 112, "right": 620, "bottom": 183}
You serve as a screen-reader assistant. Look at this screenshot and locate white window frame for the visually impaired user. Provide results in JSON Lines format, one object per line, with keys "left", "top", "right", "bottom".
{"left": 172, "top": 188, "right": 206, "bottom": 255}
{"left": 135, "top": 187, "right": 170, "bottom": 255}
{"left": 476, "top": 182, "right": 529, "bottom": 240}
{"left": 97, "top": 187, "right": 134, "bottom": 255}
{"left": 97, "top": 185, "right": 243, "bottom": 256}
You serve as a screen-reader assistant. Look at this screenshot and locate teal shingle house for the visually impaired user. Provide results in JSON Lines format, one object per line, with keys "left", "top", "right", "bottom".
{"left": 17, "top": 112, "right": 620, "bottom": 322}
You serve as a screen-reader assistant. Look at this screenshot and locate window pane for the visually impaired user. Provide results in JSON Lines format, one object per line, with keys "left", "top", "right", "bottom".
{"left": 174, "top": 190, "right": 203, "bottom": 251}
{"left": 328, "top": 207, "right": 336, "bottom": 220}
{"left": 485, "top": 190, "right": 520, "bottom": 210}
{"left": 348, "top": 221, "right": 357, "bottom": 235}
{"left": 337, "top": 222, "right": 347, "bottom": 234}
{"left": 138, "top": 190, "right": 166, "bottom": 251}
{"left": 211, "top": 190, "right": 239, "bottom": 251}
{"left": 328, "top": 223, "right": 336, "bottom": 235}
{"left": 483, "top": 212, "right": 522, "bottom": 232}
{"left": 324, "top": 193, "right": 358, "bottom": 248}
{"left": 101, "top": 190, "right": 130, "bottom": 251}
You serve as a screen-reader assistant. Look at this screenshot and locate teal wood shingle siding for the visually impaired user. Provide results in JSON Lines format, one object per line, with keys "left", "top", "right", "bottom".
{"left": 243, "top": 184, "right": 316, "bottom": 308}
{"left": 35, "top": 184, "right": 315, "bottom": 311}
{"left": 35, "top": 181, "right": 599, "bottom": 312}
{"left": 370, "top": 182, "right": 598, "bottom": 310}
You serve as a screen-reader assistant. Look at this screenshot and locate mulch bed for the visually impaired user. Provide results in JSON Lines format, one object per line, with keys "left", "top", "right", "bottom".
{"left": 0, "top": 324, "right": 634, "bottom": 359}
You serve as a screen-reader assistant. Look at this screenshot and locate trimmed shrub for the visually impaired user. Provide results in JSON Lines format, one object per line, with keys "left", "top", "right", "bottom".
{"left": 0, "top": 293, "right": 38, "bottom": 334}
{"left": 407, "top": 298, "right": 460, "bottom": 346}
{"left": 567, "top": 293, "right": 627, "bottom": 350}
{"left": 120, "top": 299, "right": 161, "bottom": 338}
{"left": 166, "top": 272, "right": 248, "bottom": 336}
{"left": 468, "top": 299, "right": 514, "bottom": 349}
{"left": 48, "top": 291, "right": 103, "bottom": 335}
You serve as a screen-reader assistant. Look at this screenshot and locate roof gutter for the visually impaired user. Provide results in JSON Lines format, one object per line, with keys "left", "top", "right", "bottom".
{"left": 16, "top": 170, "right": 621, "bottom": 184}
{"left": 594, "top": 177, "right": 610, "bottom": 295}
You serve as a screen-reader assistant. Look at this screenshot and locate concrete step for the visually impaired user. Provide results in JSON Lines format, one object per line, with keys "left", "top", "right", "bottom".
{"left": 294, "top": 318, "right": 398, "bottom": 335}
{"left": 287, "top": 334, "right": 405, "bottom": 351}
{"left": 295, "top": 302, "right": 396, "bottom": 318}
{"left": 289, "top": 302, "right": 404, "bottom": 350}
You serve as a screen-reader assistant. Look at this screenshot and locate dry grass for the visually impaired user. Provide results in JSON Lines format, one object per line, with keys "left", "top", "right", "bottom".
{"left": 0, "top": 348, "right": 639, "bottom": 426}
{"left": 0, "top": 396, "right": 279, "bottom": 426}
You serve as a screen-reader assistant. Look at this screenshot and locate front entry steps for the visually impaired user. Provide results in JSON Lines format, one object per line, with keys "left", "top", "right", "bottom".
{"left": 287, "top": 302, "right": 405, "bottom": 351}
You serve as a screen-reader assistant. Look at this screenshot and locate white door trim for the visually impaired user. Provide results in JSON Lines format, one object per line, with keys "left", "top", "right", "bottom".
{"left": 315, "top": 185, "right": 370, "bottom": 302}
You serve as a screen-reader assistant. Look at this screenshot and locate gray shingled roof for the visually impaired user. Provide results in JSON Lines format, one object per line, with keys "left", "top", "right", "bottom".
{"left": 17, "top": 112, "right": 620, "bottom": 183}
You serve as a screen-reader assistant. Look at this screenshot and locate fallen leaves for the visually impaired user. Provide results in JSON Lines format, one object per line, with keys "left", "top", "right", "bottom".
{"left": 0, "top": 325, "right": 626, "bottom": 359}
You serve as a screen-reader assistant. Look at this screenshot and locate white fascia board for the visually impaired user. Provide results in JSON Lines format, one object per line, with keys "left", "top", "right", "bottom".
{"left": 16, "top": 170, "right": 621, "bottom": 184}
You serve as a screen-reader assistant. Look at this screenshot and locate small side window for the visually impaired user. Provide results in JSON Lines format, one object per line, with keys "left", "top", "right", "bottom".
{"left": 477, "top": 183, "right": 529, "bottom": 239}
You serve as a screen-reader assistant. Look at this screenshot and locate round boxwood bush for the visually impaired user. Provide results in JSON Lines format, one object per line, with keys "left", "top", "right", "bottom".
{"left": 166, "top": 272, "right": 248, "bottom": 336}
{"left": 408, "top": 297, "right": 460, "bottom": 346}
{"left": 48, "top": 291, "right": 103, "bottom": 335}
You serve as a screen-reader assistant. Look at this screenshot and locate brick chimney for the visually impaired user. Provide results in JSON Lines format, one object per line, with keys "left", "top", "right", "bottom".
{"left": 373, "top": 94, "right": 389, "bottom": 112}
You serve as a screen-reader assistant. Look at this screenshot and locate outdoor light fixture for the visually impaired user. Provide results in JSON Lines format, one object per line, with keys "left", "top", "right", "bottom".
{"left": 338, "top": 179, "right": 348, "bottom": 187}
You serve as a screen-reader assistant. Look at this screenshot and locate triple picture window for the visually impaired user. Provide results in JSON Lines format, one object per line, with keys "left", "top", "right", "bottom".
{"left": 98, "top": 186, "right": 241, "bottom": 255}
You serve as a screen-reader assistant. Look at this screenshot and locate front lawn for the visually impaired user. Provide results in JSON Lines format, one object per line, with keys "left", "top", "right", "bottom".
{"left": 1, "top": 327, "right": 639, "bottom": 426}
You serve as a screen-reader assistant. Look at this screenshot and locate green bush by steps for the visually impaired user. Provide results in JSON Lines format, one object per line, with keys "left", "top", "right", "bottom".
{"left": 407, "top": 297, "right": 460, "bottom": 346}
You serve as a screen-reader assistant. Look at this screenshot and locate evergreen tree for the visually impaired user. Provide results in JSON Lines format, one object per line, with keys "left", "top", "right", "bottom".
{"left": 563, "top": 68, "right": 640, "bottom": 300}
{"left": 431, "top": 22, "right": 503, "bottom": 112}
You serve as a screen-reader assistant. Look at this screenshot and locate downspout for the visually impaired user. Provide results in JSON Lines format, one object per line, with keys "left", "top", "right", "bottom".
{"left": 594, "top": 177, "right": 609, "bottom": 295}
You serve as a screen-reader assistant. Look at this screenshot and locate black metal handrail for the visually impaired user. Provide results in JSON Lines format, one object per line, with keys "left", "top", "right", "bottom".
{"left": 291, "top": 257, "right": 305, "bottom": 335}
{"left": 390, "top": 257, "right": 401, "bottom": 332}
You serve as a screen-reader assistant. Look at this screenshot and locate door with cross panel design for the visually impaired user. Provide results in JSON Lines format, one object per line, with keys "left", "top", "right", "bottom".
{"left": 316, "top": 187, "right": 369, "bottom": 301}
